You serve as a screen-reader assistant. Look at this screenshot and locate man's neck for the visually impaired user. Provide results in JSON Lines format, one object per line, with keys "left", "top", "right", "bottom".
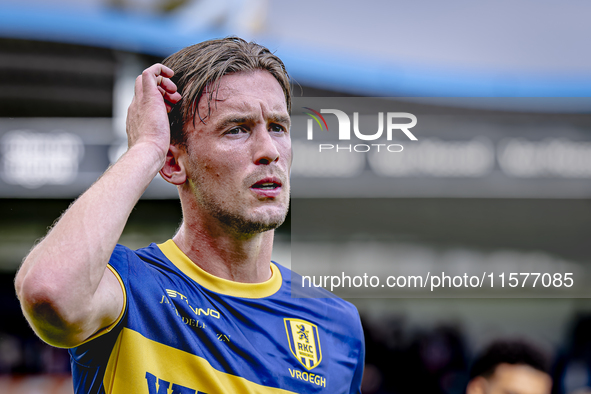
{"left": 172, "top": 219, "right": 275, "bottom": 284}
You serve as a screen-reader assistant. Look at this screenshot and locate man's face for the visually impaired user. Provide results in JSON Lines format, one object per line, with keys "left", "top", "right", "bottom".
{"left": 181, "top": 70, "right": 291, "bottom": 236}
{"left": 468, "top": 363, "right": 552, "bottom": 394}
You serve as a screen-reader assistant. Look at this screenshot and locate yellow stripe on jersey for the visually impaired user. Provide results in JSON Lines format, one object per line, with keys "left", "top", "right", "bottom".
{"left": 103, "top": 328, "right": 298, "bottom": 394}
{"left": 70, "top": 264, "right": 127, "bottom": 348}
{"left": 158, "top": 240, "right": 282, "bottom": 299}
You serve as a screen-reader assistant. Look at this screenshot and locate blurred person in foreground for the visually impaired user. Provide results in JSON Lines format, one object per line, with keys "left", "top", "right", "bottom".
{"left": 466, "top": 339, "right": 552, "bottom": 394}
{"left": 14, "top": 37, "right": 364, "bottom": 393}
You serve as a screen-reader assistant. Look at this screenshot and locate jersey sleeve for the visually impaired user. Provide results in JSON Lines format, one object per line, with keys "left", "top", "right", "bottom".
{"left": 68, "top": 245, "right": 132, "bottom": 394}
{"left": 68, "top": 244, "right": 130, "bottom": 355}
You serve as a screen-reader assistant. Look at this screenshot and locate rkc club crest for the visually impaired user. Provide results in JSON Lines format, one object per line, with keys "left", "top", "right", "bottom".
{"left": 284, "top": 318, "right": 322, "bottom": 370}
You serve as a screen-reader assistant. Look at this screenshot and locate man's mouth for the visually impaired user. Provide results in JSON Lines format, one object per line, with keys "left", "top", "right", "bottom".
{"left": 250, "top": 177, "right": 283, "bottom": 196}
{"left": 252, "top": 182, "right": 280, "bottom": 190}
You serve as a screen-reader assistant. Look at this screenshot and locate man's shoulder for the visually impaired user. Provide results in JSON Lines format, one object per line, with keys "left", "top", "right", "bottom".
{"left": 113, "top": 243, "right": 160, "bottom": 255}
{"left": 112, "top": 242, "right": 162, "bottom": 258}
{"left": 108, "top": 242, "right": 173, "bottom": 275}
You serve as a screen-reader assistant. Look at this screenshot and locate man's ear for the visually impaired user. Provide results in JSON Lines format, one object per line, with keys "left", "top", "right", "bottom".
{"left": 160, "top": 144, "right": 187, "bottom": 185}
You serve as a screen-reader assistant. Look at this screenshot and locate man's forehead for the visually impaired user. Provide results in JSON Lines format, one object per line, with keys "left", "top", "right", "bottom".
{"left": 202, "top": 70, "right": 288, "bottom": 112}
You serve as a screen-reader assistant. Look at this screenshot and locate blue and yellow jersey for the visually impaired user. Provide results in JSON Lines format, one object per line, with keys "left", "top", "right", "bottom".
{"left": 69, "top": 240, "right": 365, "bottom": 394}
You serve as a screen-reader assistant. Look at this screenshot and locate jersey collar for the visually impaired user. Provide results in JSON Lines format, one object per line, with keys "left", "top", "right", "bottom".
{"left": 158, "top": 239, "right": 282, "bottom": 299}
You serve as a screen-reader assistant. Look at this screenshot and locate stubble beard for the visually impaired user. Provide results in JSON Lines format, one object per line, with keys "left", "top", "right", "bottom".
{"left": 205, "top": 200, "right": 287, "bottom": 236}
{"left": 190, "top": 174, "right": 289, "bottom": 237}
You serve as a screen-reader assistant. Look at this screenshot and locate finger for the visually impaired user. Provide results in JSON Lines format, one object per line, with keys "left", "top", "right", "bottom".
{"left": 157, "top": 86, "right": 181, "bottom": 103}
{"left": 140, "top": 65, "right": 178, "bottom": 105}
{"left": 163, "top": 101, "right": 179, "bottom": 114}
{"left": 165, "top": 102, "right": 174, "bottom": 114}
{"left": 159, "top": 78, "right": 178, "bottom": 94}
{"left": 147, "top": 63, "right": 175, "bottom": 78}
{"left": 141, "top": 68, "right": 157, "bottom": 97}
{"left": 164, "top": 93, "right": 182, "bottom": 113}
{"left": 164, "top": 91, "right": 183, "bottom": 105}
{"left": 157, "top": 64, "right": 175, "bottom": 78}
{"left": 134, "top": 75, "right": 143, "bottom": 98}
{"left": 141, "top": 64, "right": 175, "bottom": 95}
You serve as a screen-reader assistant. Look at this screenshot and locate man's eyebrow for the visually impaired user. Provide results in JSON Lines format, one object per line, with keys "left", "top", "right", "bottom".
{"left": 269, "top": 114, "right": 291, "bottom": 128}
{"left": 270, "top": 114, "right": 291, "bottom": 125}
{"left": 214, "top": 115, "right": 257, "bottom": 130}
{"left": 214, "top": 113, "right": 291, "bottom": 129}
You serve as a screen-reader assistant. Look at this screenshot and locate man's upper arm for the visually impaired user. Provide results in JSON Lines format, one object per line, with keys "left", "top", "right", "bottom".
{"left": 75, "top": 264, "right": 126, "bottom": 346}
{"left": 18, "top": 260, "right": 126, "bottom": 349}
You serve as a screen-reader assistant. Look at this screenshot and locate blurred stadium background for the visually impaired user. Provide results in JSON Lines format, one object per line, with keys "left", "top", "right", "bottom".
{"left": 1, "top": 0, "right": 591, "bottom": 393}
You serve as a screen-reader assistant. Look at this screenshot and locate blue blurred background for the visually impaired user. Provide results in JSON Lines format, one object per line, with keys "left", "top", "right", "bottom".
{"left": 1, "top": 0, "right": 591, "bottom": 393}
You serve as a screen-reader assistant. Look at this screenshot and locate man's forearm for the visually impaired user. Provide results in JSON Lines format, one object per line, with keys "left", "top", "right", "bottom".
{"left": 15, "top": 143, "right": 164, "bottom": 344}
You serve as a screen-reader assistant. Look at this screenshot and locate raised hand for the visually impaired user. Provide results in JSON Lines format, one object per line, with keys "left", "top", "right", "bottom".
{"left": 126, "top": 64, "right": 182, "bottom": 162}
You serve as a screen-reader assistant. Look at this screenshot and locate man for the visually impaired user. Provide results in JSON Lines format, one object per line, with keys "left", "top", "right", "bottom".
{"left": 15, "top": 37, "right": 364, "bottom": 393}
{"left": 466, "top": 339, "right": 552, "bottom": 394}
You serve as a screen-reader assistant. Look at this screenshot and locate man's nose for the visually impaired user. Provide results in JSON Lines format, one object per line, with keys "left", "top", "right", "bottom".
{"left": 253, "top": 127, "right": 280, "bottom": 165}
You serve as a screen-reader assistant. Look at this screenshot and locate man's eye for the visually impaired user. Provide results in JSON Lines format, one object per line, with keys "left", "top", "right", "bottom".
{"left": 270, "top": 124, "right": 286, "bottom": 133}
{"left": 226, "top": 127, "right": 245, "bottom": 135}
